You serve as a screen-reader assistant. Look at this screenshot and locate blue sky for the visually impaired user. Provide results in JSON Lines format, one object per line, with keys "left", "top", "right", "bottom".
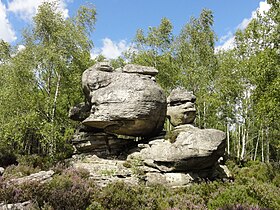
{"left": 0, "top": 0, "right": 270, "bottom": 58}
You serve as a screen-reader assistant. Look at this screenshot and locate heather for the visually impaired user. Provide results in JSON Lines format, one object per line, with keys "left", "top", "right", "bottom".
{"left": 0, "top": 160, "right": 279, "bottom": 210}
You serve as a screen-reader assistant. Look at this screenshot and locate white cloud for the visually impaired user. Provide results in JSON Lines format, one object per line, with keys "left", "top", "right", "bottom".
{"left": 215, "top": 36, "right": 235, "bottom": 52}
{"left": 0, "top": 1, "right": 16, "bottom": 42}
{"left": 216, "top": 1, "right": 271, "bottom": 52}
{"left": 7, "top": 0, "right": 69, "bottom": 21}
{"left": 237, "top": 18, "right": 251, "bottom": 31}
{"left": 219, "top": 31, "right": 233, "bottom": 44}
{"left": 91, "top": 38, "right": 130, "bottom": 59}
{"left": 17, "top": 44, "right": 26, "bottom": 52}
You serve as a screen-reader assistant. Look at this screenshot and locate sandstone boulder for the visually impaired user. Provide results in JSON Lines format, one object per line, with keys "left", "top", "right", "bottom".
{"left": 122, "top": 64, "right": 158, "bottom": 76}
{"left": 81, "top": 63, "right": 167, "bottom": 137}
{"left": 167, "top": 87, "right": 196, "bottom": 105}
{"left": 129, "top": 124, "right": 226, "bottom": 172}
{"left": 8, "top": 170, "right": 54, "bottom": 185}
{"left": 167, "top": 87, "right": 196, "bottom": 126}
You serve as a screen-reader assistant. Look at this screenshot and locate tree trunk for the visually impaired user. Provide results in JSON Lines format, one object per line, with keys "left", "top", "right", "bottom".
{"left": 51, "top": 73, "right": 61, "bottom": 123}
{"left": 237, "top": 124, "right": 241, "bottom": 159}
{"left": 261, "top": 128, "right": 264, "bottom": 162}
{"left": 50, "top": 73, "right": 61, "bottom": 156}
{"left": 227, "top": 123, "right": 230, "bottom": 155}
{"left": 266, "top": 128, "right": 269, "bottom": 163}
{"left": 254, "top": 130, "right": 260, "bottom": 161}
{"left": 240, "top": 125, "right": 246, "bottom": 160}
{"left": 203, "top": 101, "right": 206, "bottom": 128}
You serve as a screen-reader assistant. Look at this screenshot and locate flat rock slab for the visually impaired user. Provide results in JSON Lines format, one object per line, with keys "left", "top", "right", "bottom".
{"left": 8, "top": 170, "right": 54, "bottom": 185}
{"left": 129, "top": 125, "right": 226, "bottom": 172}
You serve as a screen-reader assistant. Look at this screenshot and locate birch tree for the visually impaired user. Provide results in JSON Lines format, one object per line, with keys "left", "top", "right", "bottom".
{"left": 0, "top": 2, "right": 96, "bottom": 158}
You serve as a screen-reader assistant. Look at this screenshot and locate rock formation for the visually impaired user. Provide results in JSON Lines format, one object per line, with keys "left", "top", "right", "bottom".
{"left": 81, "top": 62, "right": 166, "bottom": 137}
{"left": 167, "top": 87, "right": 196, "bottom": 126}
{"left": 129, "top": 124, "right": 226, "bottom": 172}
{"left": 69, "top": 62, "right": 229, "bottom": 187}
{"left": 126, "top": 88, "right": 227, "bottom": 186}
{"left": 69, "top": 62, "right": 167, "bottom": 155}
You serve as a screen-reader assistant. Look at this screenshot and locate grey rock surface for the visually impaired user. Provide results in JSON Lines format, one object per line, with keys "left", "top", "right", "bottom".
{"left": 72, "top": 131, "right": 138, "bottom": 156}
{"left": 8, "top": 170, "right": 54, "bottom": 185}
{"left": 82, "top": 63, "right": 167, "bottom": 137}
{"left": 122, "top": 64, "right": 158, "bottom": 76}
{"left": 0, "top": 201, "right": 31, "bottom": 210}
{"left": 70, "top": 154, "right": 229, "bottom": 187}
{"left": 167, "top": 87, "right": 196, "bottom": 126}
{"left": 167, "top": 87, "right": 196, "bottom": 105}
{"left": 71, "top": 154, "right": 139, "bottom": 187}
{"left": 145, "top": 172, "right": 196, "bottom": 187}
{"left": 129, "top": 125, "right": 226, "bottom": 172}
{"left": 167, "top": 103, "right": 196, "bottom": 126}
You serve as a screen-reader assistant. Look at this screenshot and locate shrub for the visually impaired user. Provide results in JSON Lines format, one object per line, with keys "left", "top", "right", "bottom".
{"left": 2, "top": 164, "right": 41, "bottom": 180}
{"left": 34, "top": 167, "right": 94, "bottom": 210}
{"left": 220, "top": 204, "right": 267, "bottom": 210}
{"left": 17, "top": 154, "right": 53, "bottom": 170}
{"left": 0, "top": 167, "right": 95, "bottom": 210}
{"left": 1, "top": 160, "right": 279, "bottom": 210}
{"left": 95, "top": 182, "right": 172, "bottom": 210}
{"left": 207, "top": 184, "right": 259, "bottom": 209}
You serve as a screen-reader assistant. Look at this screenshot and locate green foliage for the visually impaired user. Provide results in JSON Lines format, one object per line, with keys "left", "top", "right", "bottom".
{"left": 3, "top": 164, "right": 41, "bottom": 179}
{"left": 126, "top": 4, "right": 279, "bottom": 162}
{"left": 0, "top": 1, "right": 96, "bottom": 160}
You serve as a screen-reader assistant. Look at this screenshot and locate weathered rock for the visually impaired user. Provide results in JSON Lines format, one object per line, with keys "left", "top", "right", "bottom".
{"left": 93, "top": 61, "right": 113, "bottom": 72}
{"left": 167, "top": 88, "right": 196, "bottom": 126}
{"left": 69, "top": 102, "right": 91, "bottom": 122}
{"left": 129, "top": 124, "right": 226, "bottom": 172}
{"left": 70, "top": 154, "right": 228, "bottom": 187}
{"left": 81, "top": 63, "right": 167, "bottom": 137}
{"left": 72, "top": 131, "right": 138, "bottom": 156}
{"left": 71, "top": 154, "right": 139, "bottom": 187}
{"left": 0, "top": 201, "right": 31, "bottom": 210}
{"left": 8, "top": 170, "right": 54, "bottom": 185}
{"left": 167, "top": 87, "right": 196, "bottom": 105}
{"left": 122, "top": 64, "right": 158, "bottom": 76}
{"left": 145, "top": 172, "right": 197, "bottom": 187}
{"left": 167, "top": 103, "right": 196, "bottom": 126}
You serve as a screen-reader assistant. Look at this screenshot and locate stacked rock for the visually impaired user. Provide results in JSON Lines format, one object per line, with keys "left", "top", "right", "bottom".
{"left": 128, "top": 87, "right": 227, "bottom": 186}
{"left": 69, "top": 63, "right": 228, "bottom": 186}
{"left": 167, "top": 87, "right": 196, "bottom": 126}
{"left": 69, "top": 62, "right": 167, "bottom": 157}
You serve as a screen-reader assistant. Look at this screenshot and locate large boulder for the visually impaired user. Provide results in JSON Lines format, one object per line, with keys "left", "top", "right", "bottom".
{"left": 128, "top": 124, "right": 226, "bottom": 172}
{"left": 167, "top": 87, "right": 196, "bottom": 126}
{"left": 81, "top": 63, "right": 167, "bottom": 137}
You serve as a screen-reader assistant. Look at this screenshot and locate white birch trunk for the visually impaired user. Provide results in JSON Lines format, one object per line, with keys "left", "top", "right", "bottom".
{"left": 261, "top": 128, "right": 264, "bottom": 162}
{"left": 266, "top": 128, "right": 269, "bottom": 163}
{"left": 240, "top": 125, "right": 246, "bottom": 160}
{"left": 227, "top": 123, "right": 230, "bottom": 155}
{"left": 253, "top": 130, "right": 260, "bottom": 161}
